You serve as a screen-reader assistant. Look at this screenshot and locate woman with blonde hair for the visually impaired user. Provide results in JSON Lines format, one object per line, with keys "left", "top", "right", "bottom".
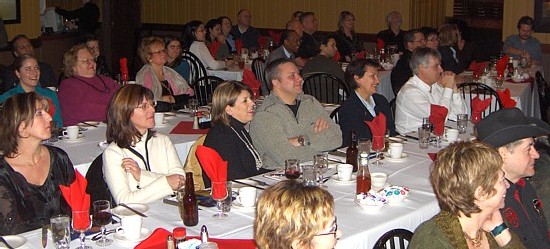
{"left": 409, "top": 141, "right": 525, "bottom": 248}
{"left": 334, "top": 11, "right": 362, "bottom": 62}
{"left": 438, "top": 23, "right": 465, "bottom": 74}
{"left": 255, "top": 180, "right": 341, "bottom": 249}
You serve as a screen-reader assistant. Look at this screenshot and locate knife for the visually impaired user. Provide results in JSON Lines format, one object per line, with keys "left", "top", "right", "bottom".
{"left": 42, "top": 224, "right": 48, "bottom": 248}
{"left": 232, "top": 179, "right": 267, "bottom": 190}
{"left": 402, "top": 134, "right": 419, "bottom": 140}
{"left": 119, "top": 203, "right": 148, "bottom": 217}
{"left": 0, "top": 236, "right": 13, "bottom": 249}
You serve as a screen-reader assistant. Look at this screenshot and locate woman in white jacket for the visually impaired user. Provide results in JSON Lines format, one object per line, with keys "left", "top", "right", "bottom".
{"left": 183, "top": 20, "right": 230, "bottom": 70}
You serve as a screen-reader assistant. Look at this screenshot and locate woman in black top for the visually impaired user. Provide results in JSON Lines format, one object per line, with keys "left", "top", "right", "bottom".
{"left": 334, "top": 11, "right": 363, "bottom": 62}
{"left": 202, "top": 81, "right": 267, "bottom": 187}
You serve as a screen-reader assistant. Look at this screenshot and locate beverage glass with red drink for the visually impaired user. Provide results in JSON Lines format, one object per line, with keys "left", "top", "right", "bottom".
{"left": 93, "top": 200, "right": 113, "bottom": 246}
{"left": 285, "top": 159, "right": 300, "bottom": 179}
{"left": 72, "top": 209, "right": 92, "bottom": 249}
{"left": 372, "top": 135, "right": 385, "bottom": 166}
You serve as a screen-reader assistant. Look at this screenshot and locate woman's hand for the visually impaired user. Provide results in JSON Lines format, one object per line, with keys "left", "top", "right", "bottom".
{"left": 121, "top": 158, "right": 142, "bottom": 182}
{"left": 162, "top": 95, "right": 176, "bottom": 103}
{"left": 166, "top": 174, "right": 186, "bottom": 190}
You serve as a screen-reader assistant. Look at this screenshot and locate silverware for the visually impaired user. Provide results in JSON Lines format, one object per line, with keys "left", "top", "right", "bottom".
{"left": 119, "top": 203, "right": 148, "bottom": 217}
{"left": 81, "top": 121, "right": 98, "bottom": 128}
{"left": 248, "top": 178, "right": 268, "bottom": 186}
{"left": 232, "top": 179, "right": 266, "bottom": 190}
{"left": 0, "top": 236, "right": 14, "bottom": 249}
{"left": 402, "top": 134, "right": 419, "bottom": 141}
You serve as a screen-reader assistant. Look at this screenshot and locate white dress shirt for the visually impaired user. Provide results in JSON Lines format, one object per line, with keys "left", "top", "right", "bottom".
{"left": 395, "top": 75, "right": 467, "bottom": 134}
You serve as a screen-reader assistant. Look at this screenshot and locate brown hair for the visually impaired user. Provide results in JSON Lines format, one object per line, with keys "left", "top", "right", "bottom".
{"left": 63, "top": 44, "right": 92, "bottom": 77}
{"left": 211, "top": 81, "right": 252, "bottom": 126}
{"left": 106, "top": 84, "right": 156, "bottom": 148}
{"left": 254, "top": 180, "right": 335, "bottom": 249}
{"left": 138, "top": 36, "right": 164, "bottom": 64}
{"left": 438, "top": 23, "right": 459, "bottom": 47}
{"left": 0, "top": 92, "right": 49, "bottom": 157}
{"left": 431, "top": 141, "right": 503, "bottom": 217}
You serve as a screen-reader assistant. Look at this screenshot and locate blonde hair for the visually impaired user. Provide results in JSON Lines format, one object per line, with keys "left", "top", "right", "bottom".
{"left": 63, "top": 44, "right": 92, "bottom": 77}
{"left": 138, "top": 36, "right": 164, "bottom": 64}
{"left": 438, "top": 23, "right": 460, "bottom": 47}
{"left": 431, "top": 141, "right": 503, "bottom": 217}
{"left": 254, "top": 180, "right": 334, "bottom": 249}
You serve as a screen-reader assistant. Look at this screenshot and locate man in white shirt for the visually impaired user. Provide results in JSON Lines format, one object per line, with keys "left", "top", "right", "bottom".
{"left": 395, "top": 47, "right": 467, "bottom": 134}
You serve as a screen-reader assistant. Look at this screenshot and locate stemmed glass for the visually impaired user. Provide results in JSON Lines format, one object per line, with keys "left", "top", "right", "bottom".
{"left": 93, "top": 200, "right": 113, "bottom": 246}
{"left": 314, "top": 153, "right": 329, "bottom": 188}
{"left": 285, "top": 159, "right": 300, "bottom": 180}
{"left": 211, "top": 181, "right": 229, "bottom": 218}
{"left": 372, "top": 135, "right": 385, "bottom": 166}
{"left": 434, "top": 129, "right": 444, "bottom": 148}
{"left": 72, "top": 209, "right": 92, "bottom": 249}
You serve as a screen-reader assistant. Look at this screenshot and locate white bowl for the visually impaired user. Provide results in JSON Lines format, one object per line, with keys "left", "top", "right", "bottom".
{"left": 355, "top": 193, "right": 387, "bottom": 212}
{"left": 381, "top": 186, "right": 410, "bottom": 204}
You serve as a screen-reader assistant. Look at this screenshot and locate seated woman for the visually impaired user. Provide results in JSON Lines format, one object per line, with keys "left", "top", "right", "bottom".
{"left": 83, "top": 34, "right": 112, "bottom": 78}
{"left": 409, "top": 141, "right": 524, "bottom": 248}
{"left": 103, "top": 84, "right": 186, "bottom": 204}
{"left": 422, "top": 27, "right": 439, "bottom": 50}
{"left": 205, "top": 18, "right": 230, "bottom": 60}
{"left": 136, "top": 36, "right": 194, "bottom": 111}
{"left": 218, "top": 16, "right": 236, "bottom": 53}
{"left": 255, "top": 180, "right": 341, "bottom": 249}
{"left": 438, "top": 24, "right": 466, "bottom": 74}
{"left": 0, "top": 54, "right": 63, "bottom": 127}
{"left": 339, "top": 59, "right": 396, "bottom": 146}
{"left": 202, "top": 81, "right": 268, "bottom": 187}
{"left": 57, "top": 44, "right": 119, "bottom": 126}
{"left": 164, "top": 35, "right": 191, "bottom": 83}
{"left": 334, "top": 11, "right": 363, "bottom": 63}
{"left": 0, "top": 92, "right": 75, "bottom": 235}
{"left": 183, "top": 20, "right": 230, "bottom": 70}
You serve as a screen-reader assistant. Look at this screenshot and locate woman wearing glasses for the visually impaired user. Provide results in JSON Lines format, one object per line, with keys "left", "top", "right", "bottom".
{"left": 103, "top": 85, "right": 185, "bottom": 204}
{"left": 136, "top": 36, "right": 194, "bottom": 111}
{"left": 255, "top": 180, "right": 341, "bottom": 249}
{"left": 183, "top": 20, "right": 231, "bottom": 70}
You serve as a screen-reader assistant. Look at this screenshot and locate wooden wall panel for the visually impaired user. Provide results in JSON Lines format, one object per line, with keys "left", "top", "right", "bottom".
{"left": 5, "top": 0, "right": 41, "bottom": 39}
{"left": 503, "top": 0, "right": 550, "bottom": 44}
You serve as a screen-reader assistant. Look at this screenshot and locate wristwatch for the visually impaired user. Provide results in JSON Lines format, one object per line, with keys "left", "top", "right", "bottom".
{"left": 298, "top": 135, "right": 305, "bottom": 146}
{"left": 490, "top": 223, "right": 508, "bottom": 237}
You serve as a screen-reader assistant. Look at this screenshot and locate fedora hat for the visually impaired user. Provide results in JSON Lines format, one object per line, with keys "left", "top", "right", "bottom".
{"left": 477, "top": 108, "right": 550, "bottom": 147}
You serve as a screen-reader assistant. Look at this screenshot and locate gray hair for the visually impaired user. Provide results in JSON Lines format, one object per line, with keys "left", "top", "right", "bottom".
{"left": 410, "top": 47, "right": 441, "bottom": 75}
{"left": 404, "top": 29, "right": 422, "bottom": 49}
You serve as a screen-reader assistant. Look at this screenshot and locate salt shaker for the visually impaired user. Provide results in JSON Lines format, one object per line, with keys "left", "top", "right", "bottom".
{"left": 200, "top": 225, "right": 209, "bottom": 243}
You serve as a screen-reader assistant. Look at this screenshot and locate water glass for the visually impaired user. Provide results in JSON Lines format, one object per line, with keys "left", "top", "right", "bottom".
{"left": 222, "top": 181, "right": 232, "bottom": 213}
{"left": 302, "top": 164, "right": 317, "bottom": 186}
{"left": 50, "top": 215, "right": 70, "bottom": 249}
{"left": 457, "top": 114, "right": 468, "bottom": 134}
{"left": 188, "top": 99, "right": 199, "bottom": 117}
{"left": 357, "top": 138, "right": 370, "bottom": 154}
{"left": 418, "top": 126, "right": 431, "bottom": 149}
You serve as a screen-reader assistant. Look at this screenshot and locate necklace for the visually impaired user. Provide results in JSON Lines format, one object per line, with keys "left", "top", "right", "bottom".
{"left": 463, "top": 229, "right": 483, "bottom": 248}
{"left": 71, "top": 75, "right": 111, "bottom": 93}
{"left": 230, "top": 126, "right": 263, "bottom": 169}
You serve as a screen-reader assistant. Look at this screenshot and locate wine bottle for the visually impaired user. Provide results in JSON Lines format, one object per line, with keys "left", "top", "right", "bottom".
{"left": 183, "top": 172, "right": 198, "bottom": 226}
{"left": 346, "top": 130, "right": 359, "bottom": 172}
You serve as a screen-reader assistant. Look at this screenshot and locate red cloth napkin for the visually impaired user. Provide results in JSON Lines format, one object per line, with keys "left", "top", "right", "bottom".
{"left": 119, "top": 57, "right": 129, "bottom": 82}
{"left": 205, "top": 238, "right": 256, "bottom": 249}
{"left": 170, "top": 121, "right": 209, "bottom": 134}
{"left": 235, "top": 39, "right": 244, "bottom": 54}
{"left": 333, "top": 51, "right": 341, "bottom": 62}
{"left": 355, "top": 50, "right": 366, "bottom": 59}
{"left": 496, "top": 55, "right": 510, "bottom": 76}
{"left": 471, "top": 96, "right": 492, "bottom": 124}
{"left": 497, "top": 88, "right": 517, "bottom": 108}
{"left": 364, "top": 113, "right": 386, "bottom": 150}
{"left": 208, "top": 40, "right": 221, "bottom": 58}
{"left": 59, "top": 170, "right": 90, "bottom": 228}
{"left": 196, "top": 146, "right": 228, "bottom": 199}
{"left": 242, "top": 69, "right": 261, "bottom": 97}
{"left": 268, "top": 31, "right": 282, "bottom": 45}
{"left": 468, "top": 61, "right": 488, "bottom": 77}
{"left": 135, "top": 228, "right": 171, "bottom": 249}
{"left": 429, "top": 105, "right": 448, "bottom": 136}
{"left": 258, "top": 36, "right": 268, "bottom": 49}
{"left": 428, "top": 153, "right": 437, "bottom": 161}
{"left": 376, "top": 38, "right": 385, "bottom": 50}
{"left": 46, "top": 98, "right": 56, "bottom": 118}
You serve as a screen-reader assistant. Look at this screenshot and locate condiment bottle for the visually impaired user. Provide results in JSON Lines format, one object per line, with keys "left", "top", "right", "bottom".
{"left": 173, "top": 227, "right": 187, "bottom": 248}
{"left": 167, "top": 235, "right": 175, "bottom": 249}
{"left": 183, "top": 172, "right": 199, "bottom": 226}
{"left": 507, "top": 56, "right": 514, "bottom": 78}
{"left": 346, "top": 130, "right": 358, "bottom": 172}
{"left": 356, "top": 152, "right": 371, "bottom": 195}
{"left": 200, "top": 225, "right": 209, "bottom": 243}
{"left": 268, "top": 41, "right": 276, "bottom": 52}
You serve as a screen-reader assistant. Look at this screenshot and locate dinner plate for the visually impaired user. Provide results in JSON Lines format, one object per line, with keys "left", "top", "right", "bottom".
{"left": 0, "top": 235, "right": 26, "bottom": 248}
{"left": 113, "top": 228, "right": 151, "bottom": 244}
{"left": 383, "top": 152, "right": 408, "bottom": 162}
{"left": 232, "top": 200, "right": 256, "bottom": 212}
{"left": 112, "top": 203, "right": 150, "bottom": 216}
{"left": 331, "top": 174, "right": 356, "bottom": 183}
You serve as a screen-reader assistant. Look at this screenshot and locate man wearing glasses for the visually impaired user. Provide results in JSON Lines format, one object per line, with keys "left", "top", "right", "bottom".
{"left": 391, "top": 29, "right": 426, "bottom": 94}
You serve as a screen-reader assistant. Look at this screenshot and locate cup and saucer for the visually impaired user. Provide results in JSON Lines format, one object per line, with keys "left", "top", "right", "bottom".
{"left": 383, "top": 152, "right": 408, "bottom": 162}
{"left": 384, "top": 143, "right": 408, "bottom": 162}
{"left": 232, "top": 199, "right": 256, "bottom": 212}
{"left": 330, "top": 174, "right": 357, "bottom": 184}
{"left": 113, "top": 228, "right": 151, "bottom": 244}
{"left": 60, "top": 134, "right": 85, "bottom": 142}
{"left": 332, "top": 164, "right": 356, "bottom": 184}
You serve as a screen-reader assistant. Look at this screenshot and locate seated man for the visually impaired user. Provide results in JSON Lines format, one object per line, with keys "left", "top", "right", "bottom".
{"left": 477, "top": 108, "right": 550, "bottom": 249}
{"left": 265, "top": 30, "right": 301, "bottom": 66}
{"left": 504, "top": 16, "right": 542, "bottom": 66}
{"left": 377, "top": 11, "right": 406, "bottom": 53}
{"left": 390, "top": 29, "right": 425, "bottom": 95}
{"left": 230, "top": 9, "right": 260, "bottom": 49}
{"left": 301, "top": 33, "right": 345, "bottom": 83}
{"left": 295, "top": 12, "right": 317, "bottom": 67}
{"left": 250, "top": 58, "right": 342, "bottom": 170}
{"left": 395, "top": 47, "right": 467, "bottom": 134}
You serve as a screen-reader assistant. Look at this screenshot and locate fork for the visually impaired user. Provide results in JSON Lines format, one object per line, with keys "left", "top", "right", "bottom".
{"left": 0, "top": 237, "right": 14, "bottom": 249}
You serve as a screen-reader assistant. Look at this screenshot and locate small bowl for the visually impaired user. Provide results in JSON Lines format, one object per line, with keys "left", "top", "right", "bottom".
{"left": 355, "top": 193, "right": 387, "bottom": 212}
{"left": 381, "top": 186, "right": 410, "bottom": 204}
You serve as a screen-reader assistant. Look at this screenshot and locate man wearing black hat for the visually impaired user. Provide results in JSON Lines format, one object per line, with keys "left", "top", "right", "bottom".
{"left": 477, "top": 108, "right": 550, "bottom": 249}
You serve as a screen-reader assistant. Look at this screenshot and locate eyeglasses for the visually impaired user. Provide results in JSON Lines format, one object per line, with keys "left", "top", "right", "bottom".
{"left": 413, "top": 39, "right": 427, "bottom": 43}
{"left": 315, "top": 217, "right": 338, "bottom": 237}
{"left": 77, "top": 58, "right": 96, "bottom": 64}
{"left": 135, "top": 101, "right": 156, "bottom": 111}
{"left": 150, "top": 49, "right": 166, "bottom": 55}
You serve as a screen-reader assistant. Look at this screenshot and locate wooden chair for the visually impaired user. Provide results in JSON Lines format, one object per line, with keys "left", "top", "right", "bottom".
{"left": 536, "top": 71, "right": 550, "bottom": 122}
{"left": 251, "top": 58, "right": 269, "bottom": 95}
{"left": 373, "top": 228, "right": 413, "bottom": 249}
{"left": 329, "top": 106, "right": 340, "bottom": 124}
{"left": 458, "top": 82, "right": 503, "bottom": 118}
{"left": 389, "top": 98, "right": 397, "bottom": 120}
{"left": 303, "top": 73, "right": 350, "bottom": 104}
{"left": 184, "top": 135, "right": 207, "bottom": 191}
{"left": 193, "top": 76, "right": 224, "bottom": 106}
{"left": 182, "top": 51, "right": 208, "bottom": 87}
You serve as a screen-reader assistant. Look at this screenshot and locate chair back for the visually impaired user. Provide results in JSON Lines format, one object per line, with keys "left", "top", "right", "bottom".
{"left": 373, "top": 228, "right": 413, "bottom": 249}
{"left": 303, "top": 73, "right": 350, "bottom": 104}
{"left": 536, "top": 71, "right": 550, "bottom": 122}
{"left": 85, "top": 154, "right": 116, "bottom": 209}
{"left": 193, "top": 76, "right": 224, "bottom": 106}
{"left": 251, "top": 58, "right": 270, "bottom": 95}
{"left": 329, "top": 106, "right": 340, "bottom": 124}
{"left": 389, "top": 98, "right": 397, "bottom": 120}
{"left": 184, "top": 135, "right": 207, "bottom": 190}
{"left": 182, "top": 51, "right": 208, "bottom": 87}
{"left": 458, "top": 82, "right": 503, "bottom": 118}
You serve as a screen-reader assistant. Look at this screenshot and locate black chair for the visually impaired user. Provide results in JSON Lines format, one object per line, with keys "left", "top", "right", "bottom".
{"left": 329, "top": 106, "right": 340, "bottom": 124}
{"left": 85, "top": 154, "right": 116, "bottom": 210}
{"left": 389, "top": 98, "right": 397, "bottom": 120}
{"left": 252, "top": 58, "right": 269, "bottom": 95}
{"left": 373, "top": 228, "right": 413, "bottom": 249}
{"left": 303, "top": 73, "right": 350, "bottom": 104}
{"left": 458, "top": 82, "right": 503, "bottom": 118}
{"left": 535, "top": 71, "right": 550, "bottom": 122}
{"left": 193, "top": 76, "right": 224, "bottom": 106}
{"left": 182, "top": 51, "right": 208, "bottom": 87}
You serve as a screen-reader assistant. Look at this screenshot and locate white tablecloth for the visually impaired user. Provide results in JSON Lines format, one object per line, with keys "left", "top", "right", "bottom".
{"left": 377, "top": 69, "right": 395, "bottom": 101}
{"left": 207, "top": 68, "right": 244, "bottom": 81}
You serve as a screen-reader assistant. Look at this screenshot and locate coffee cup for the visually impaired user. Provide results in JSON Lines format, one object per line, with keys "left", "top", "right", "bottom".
{"left": 337, "top": 164, "right": 353, "bottom": 181}
{"left": 237, "top": 187, "right": 257, "bottom": 207}
{"left": 445, "top": 128, "right": 459, "bottom": 142}
{"left": 154, "top": 113, "right": 165, "bottom": 126}
{"left": 62, "top": 126, "right": 79, "bottom": 139}
{"left": 115, "top": 214, "right": 142, "bottom": 240}
{"left": 387, "top": 143, "right": 404, "bottom": 159}
{"left": 371, "top": 172, "right": 388, "bottom": 188}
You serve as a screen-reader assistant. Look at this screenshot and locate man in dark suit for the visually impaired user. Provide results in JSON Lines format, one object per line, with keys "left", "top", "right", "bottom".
{"left": 265, "top": 30, "right": 301, "bottom": 66}
{"left": 230, "top": 9, "right": 260, "bottom": 50}
{"left": 390, "top": 29, "right": 426, "bottom": 95}
{"left": 296, "top": 12, "right": 317, "bottom": 67}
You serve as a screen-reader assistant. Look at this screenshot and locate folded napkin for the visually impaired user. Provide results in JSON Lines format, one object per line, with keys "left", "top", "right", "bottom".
{"left": 46, "top": 98, "right": 56, "bottom": 118}
{"left": 196, "top": 146, "right": 228, "bottom": 199}
{"left": 428, "top": 153, "right": 437, "bottom": 161}
{"left": 471, "top": 96, "right": 492, "bottom": 124}
{"left": 376, "top": 38, "right": 385, "bottom": 50}
{"left": 235, "top": 39, "right": 244, "bottom": 54}
{"left": 258, "top": 36, "right": 268, "bottom": 49}
{"left": 497, "top": 88, "right": 517, "bottom": 108}
{"left": 364, "top": 113, "right": 386, "bottom": 150}
{"left": 208, "top": 40, "right": 221, "bottom": 58}
{"left": 59, "top": 170, "right": 90, "bottom": 228}
{"left": 355, "top": 50, "right": 366, "bottom": 59}
{"left": 429, "top": 105, "right": 448, "bottom": 136}
{"left": 268, "top": 31, "right": 282, "bottom": 45}
{"left": 135, "top": 228, "right": 171, "bottom": 249}
{"left": 242, "top": 69, "right": 261, "bottom": 97}
{"left": 119, "top": 57, "right": 129, "bottom": 82}
{"left": 496, "top": 55, "right": 510, "bottom": 76}
{"left": 332, "top": 51, "right": 341, "bottom": 62}
{"left": 170, "top": 121, "right": 209, "bottom": 134}
{"left": 183, "top": 236, "right": 256, "bottom": 249}
{"left": 468, "top": 61, "right": 488, "bottom": 77}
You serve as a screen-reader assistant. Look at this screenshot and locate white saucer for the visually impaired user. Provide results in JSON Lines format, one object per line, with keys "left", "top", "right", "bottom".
{"left": 77, "top": 121, "right": 101, "bottom": 128}
{"left": 232, "top": 200, "right": 256, "bottom": 212}
{"left": 154, "top": 121, "right": 168, "bottom": 127}
{"left": 331, "top": 174, "right": 357, "bottom": 183}
{"left": 371, "top": 182, "right": 391, "bottom": 192}
{"left": 113, "top": 228, "right": 151, "bottom": 243}
{"left": 60, "top": 134, "right": 84, "bottom": 142}
{"left": 0, "top": 235, "right": 26, "bottom": 248}
{"left": 383, "top": 152, "right": 408, "bottom": 162}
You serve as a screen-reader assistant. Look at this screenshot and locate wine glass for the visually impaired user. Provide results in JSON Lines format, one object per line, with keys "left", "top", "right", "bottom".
{"left": 434, "top": 128, "right": 444, "bottom": 148}
{"left": 72, "top": 209, "right": 92, "bottom": 249}
{"left": 372, "top": 135, "right": 385, "bottom": 166}
{"left": 284, "top": 159, "right": 300, "bottom": 180}
{"left": 422, "top": 117, "right": 434, "bottom": 133}
{"left": 93, "top": 200, "right": 113, "bottom": 246}
{"left": 211, "top": 181, "right": 229, "bottom": 218}
{"left": 314, "top": 153, "right": 329, "bottom": 188}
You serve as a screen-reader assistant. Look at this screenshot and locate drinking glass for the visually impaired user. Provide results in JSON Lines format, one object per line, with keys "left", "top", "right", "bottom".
{"left": 371, "top": 135, "right": 385, "bottom": 166}
{"left": 50, "top": 215, "right": 70, "bottom": 249}
{"left": 314, "top": 153, "right": 329, "bottom": 188}
{"left": 422, "top": 117, "right": 434, "bottom": 132}
{"left": 457, "top": 114, "right": 468, "bottom": 134}
{"left": 211, "top": 181, "right": 229, "bottom": 218}
{"left": 357, "top": 138, "right": 370, "bottom": 154}
{"left": 495, "top": 74, "right": 504, "bottom": 90}
{"left": 72, "top": 209, "right": 92, "bottom": 249}
{"left": 284, "top": 159, "right": 300, "bottom": 179}
{"left": 188, "top": 99, "right": 199, "bottom": 117}
{"left": 418, "top": 126, "right": 431, "bottom": 149}
{"left": 93, "top": 200, "right": 113, "bottom": 246}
